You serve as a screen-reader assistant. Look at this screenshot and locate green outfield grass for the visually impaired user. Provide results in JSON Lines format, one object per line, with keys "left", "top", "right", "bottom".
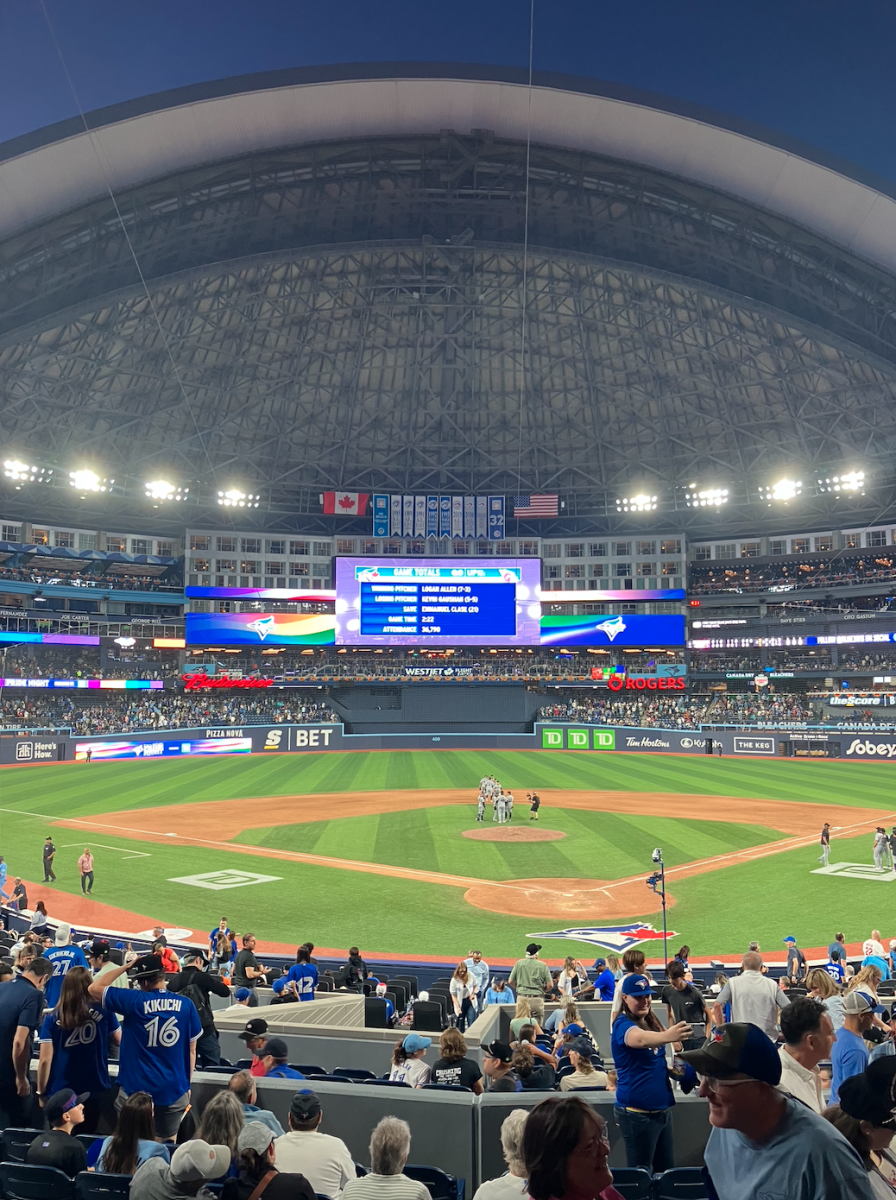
{"left": 1, "top": 750, "right": 895, "bottom": 959}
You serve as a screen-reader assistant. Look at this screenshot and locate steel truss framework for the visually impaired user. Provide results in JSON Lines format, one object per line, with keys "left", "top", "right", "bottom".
{"left": 1, "top": 133, "right": 896, "bottom": 537}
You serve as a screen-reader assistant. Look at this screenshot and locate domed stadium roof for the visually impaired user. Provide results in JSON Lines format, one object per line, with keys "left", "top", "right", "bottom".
{"left": 1, "top": 63, "right": 895, "bottom": 536}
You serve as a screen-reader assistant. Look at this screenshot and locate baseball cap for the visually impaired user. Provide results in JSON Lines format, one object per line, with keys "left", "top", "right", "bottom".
{"left": 417, "top": 990, "right": 429, "bottom": 1002}
{"left": 54, "top": 923, "right": 71, "bottom": 947}
{"left": 170, "top": 1140, "right": 231, "bottom": 1183}
{"left": 839, "top": 1057, "right": 896, "bottom": 1128}
{"left": 402, "top": 1033, "right": 431, "bottom": 1053}
{"left": 782, "top": 936, "right": 796, "bottom": 944}
{"left": 234, "top": 988, "right": 252, "bottom": 1002}
{"left": 238, "top": 1121, "right": 276, "bottom": 1154}
{"left": 290, "top": 1090, "right": 322, "bottom": 1122}
{"left": 842, "top": 990, "right": 874, "bottom": 1015}
{"left": 525, "top": 943, "right": 541, "bottom": 955}
{"left": 593, "top": 957, "right": 606, "bottom": 967}
{"left": 889, "top": 941, "right": 896, "bottom": 950}
{"left": 621, "top": 974, "right": 655, "bottom": 997}
{"left": 131, "top": 954, "right": 165, "bottom": 981}
{"left": 45, "top": 1088, "right": 89, "bottom": 1125}
{"left": 264, "top": 1037, "right": 289, "bottom": 1060}
{"left": 272, "top": 977, "right": 287, "bottom": 995}
{"left": 237, "top": 1018, "right": 269, "bottom": 1041}
{"left": 566, "top": 1036, "right": 593, "bottom": 1058}
{"left": 484, "top": 1039, "right": 514, "bottom": 1064}
{"left": 90, "top": 940, "right": 110, "bottom": 958}
{"left": 679, "top": 1022, "right": 782, "bottom": 1086}
{"left": 564, "top": 1023, "right": 584, "bottom": 1036}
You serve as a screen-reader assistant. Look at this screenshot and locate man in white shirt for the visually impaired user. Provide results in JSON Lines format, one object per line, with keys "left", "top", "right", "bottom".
{"left": 777, "top": 996, "right": 835, "bottom": 1114}
{"left": 712, "top": 952, "right": 790, "bottom": 1040}
{"left": 273, "top": 1090, "right": 354, "bottom": 1199}
{"left": 464, "top": 951, "right": 490, "bottom": 1013}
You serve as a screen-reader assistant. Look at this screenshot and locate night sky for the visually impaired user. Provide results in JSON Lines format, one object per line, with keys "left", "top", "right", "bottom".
{"left": 1, "top": 0, "right": 894, "bottom": 181}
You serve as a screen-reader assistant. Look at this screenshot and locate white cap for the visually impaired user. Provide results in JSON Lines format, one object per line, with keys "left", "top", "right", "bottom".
{"left": 55, "top": 923, "right": 71, "bottom": 946}
{"left": 170, "top": 1141, "right": 231, "bottom": 1182}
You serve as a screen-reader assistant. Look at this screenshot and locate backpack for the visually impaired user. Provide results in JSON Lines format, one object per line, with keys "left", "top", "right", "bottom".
{"left": 178, "top": 977, "right": 213, "bottom": 1029}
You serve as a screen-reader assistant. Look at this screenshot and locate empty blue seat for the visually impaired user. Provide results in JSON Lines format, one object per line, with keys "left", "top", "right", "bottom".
{"left": 0, "top": 1163, "right": 77, "bottom": 1200}
{"left": 291, "top": 1064, "right": 325, "bottom": 1075}
{"left": 405, "top": 1164, "right": 464, "bottom": 1200}
{"left": 1, "top": 1129, "right": 44, "bottom": 1163}
{"left": 422, "top": 1083, "right": 472, "bottom": 1092}
{"left": 653, "top": 1167, "right": 708, "bottom": 1199}
{"left": 75, "top": 1172, "right": 131, "bottom": 1200}
{"left": 334, "top": 1067, "right": 376, "bottom": 1080}
{"left": 365, "top": 1078, "right": 411, "bottom": 1087}
{"left": 608, "top": 1168, "right": 652, "bottom": 1200}
{"left": 306, "top": 1073, "right": 355, "bottom": 1084}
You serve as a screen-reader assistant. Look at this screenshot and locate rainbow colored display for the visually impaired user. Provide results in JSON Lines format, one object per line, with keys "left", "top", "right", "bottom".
{"left": 0, "top": 632, "right": 101, "bottom": 645}
{"left": 0, "top": 678, "right": 163, "bottom": 689}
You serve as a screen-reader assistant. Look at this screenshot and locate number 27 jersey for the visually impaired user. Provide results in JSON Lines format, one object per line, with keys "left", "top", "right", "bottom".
{"left": 101, "top": 986, "right": 201, "bottom": 1105}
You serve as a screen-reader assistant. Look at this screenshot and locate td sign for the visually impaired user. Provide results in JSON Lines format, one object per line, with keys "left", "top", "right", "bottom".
{"left": 541, "top": 727, "right": 615, "bottom": 750}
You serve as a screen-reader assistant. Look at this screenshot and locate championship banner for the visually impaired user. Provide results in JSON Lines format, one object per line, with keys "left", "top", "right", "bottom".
{"left": 451, "top": 496, "right": 464, "bottom": 539}
{"left": 414, "top": 495, "right": 427, "bottom": 537}
{"left": 426, "top": 496, "right": 439, "bottom": 538}
{"left": 463, "top": 496, "right": 476, "bottom": 539}
{"left": 402, "top": 495, "right": 415, "bottom": 537}
{"left": 439, "top": 496, "right": 452, "bottom": 537}
{"left": 389, "top": 495, "right": 403, "bottom": 536}
{"left": 476, "top": 496, "right": 487, "bottom": 538}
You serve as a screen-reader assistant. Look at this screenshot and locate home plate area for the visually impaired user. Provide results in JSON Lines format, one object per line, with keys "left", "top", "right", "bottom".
{"left": 811, "top": 861, "right": 896, "bottom": 882}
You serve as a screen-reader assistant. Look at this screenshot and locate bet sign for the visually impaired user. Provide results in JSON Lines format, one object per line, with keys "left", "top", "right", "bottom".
{"left": 607, "top": 676, "right": 685, "bottom": 692}
{"left": 182, "top": 673, "right": 273, "bottom": 691}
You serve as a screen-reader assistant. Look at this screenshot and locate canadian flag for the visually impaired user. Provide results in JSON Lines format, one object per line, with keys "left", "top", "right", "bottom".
{"left": 321, "top": 491, "right": 369, "bottom": 516}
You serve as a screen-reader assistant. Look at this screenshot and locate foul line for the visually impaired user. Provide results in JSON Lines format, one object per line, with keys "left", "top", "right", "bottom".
{"left": 5, "top": 803, "right": 896, "bottom": 899}
{"left": 59, "top": 841, "right": 151, "bottom": 860}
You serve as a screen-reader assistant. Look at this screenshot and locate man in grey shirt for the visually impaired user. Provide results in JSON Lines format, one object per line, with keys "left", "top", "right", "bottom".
{"left": 131, "top": 1139, "right": 230, "bottom": 1200}
{"left": 712, "top": 952, "right": 790, "bottom": 1040}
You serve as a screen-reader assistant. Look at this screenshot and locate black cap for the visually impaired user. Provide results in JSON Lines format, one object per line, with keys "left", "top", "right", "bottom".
{"left": 90, "top": 940, "right": 110, "bottom": 958}
{"left": 290, "top": 1090, "right": 322, "bottom": 1122}
{"left": 484, "top": 1040, "right": 514, "bottom": 1064}
{"left": 131, "top": 954, "right": 165, "bottom": 981}
{"left": 839, "top": 1057, "right": 896, "bottom": 1127}
{"left": 45, "top": 1088, "right": 89, "bottom": 1125}
{"left": 525, "top": 943, "right": 541, "bottom": 955}
{"left": 264, "top": 1037, "right": 289, "bottom": 1060}
{"left": 237, "top": 1018, "right": 269, "bottom": 1041}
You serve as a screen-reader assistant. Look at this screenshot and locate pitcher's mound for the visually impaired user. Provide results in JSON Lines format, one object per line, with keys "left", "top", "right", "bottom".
{"left": 462, "top": 828, "right": 566, "bottom": 843}
{"left": 464, "top": 876, "right": 676, "bottom": 921}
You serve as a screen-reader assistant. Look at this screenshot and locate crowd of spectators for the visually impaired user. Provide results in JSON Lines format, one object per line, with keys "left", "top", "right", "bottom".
{"left": 0, "top": 646, "right": 177, "bottom": 681}
{"left": 537, "top": 695, "right": 714, "bottom": 729}
{"left": 709, "top": 694, "right": 813, "bottom": 724}
{"left": 689, "top": 557, "right": 896, "bottom": 595}
{"left": 0, "top": 563, "right": 181, "bottom": 591}
{"left": 3, "top": 913, "right": 896, "bottom": 1198}
{"left": 0, "top": 694, "right": 337, "bottom": 734}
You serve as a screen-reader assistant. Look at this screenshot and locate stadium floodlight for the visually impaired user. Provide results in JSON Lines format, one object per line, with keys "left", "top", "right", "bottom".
{"left": 760, "top": 478, "right": 802, "bottom": 504}
{"left": 145, "top": 479, "right": 189, "bottom": 501}
{"left": 3, "top": 459, "right": 53, "bottom": 485}
{"left": 817, "top": 470, "right": 865, "bottom": 495}
{"left": 69, "top": 468, "right": 112, "bottom": 493}
{"left": 217, "top": 488, "right": 260, "bottom": 508}
{"left": 615, "top": 493, "right": 658, "bottom": 512}
{"left": 685, "top": 484, "right": 729, "bottom": 508}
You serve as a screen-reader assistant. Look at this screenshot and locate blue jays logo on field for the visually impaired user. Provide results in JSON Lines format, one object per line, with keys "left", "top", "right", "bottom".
{"left": 528, "top": 923, "right": 677, "bottom": 952}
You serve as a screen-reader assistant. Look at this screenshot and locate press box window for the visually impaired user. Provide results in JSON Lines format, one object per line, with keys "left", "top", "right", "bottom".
{"left": 217, "top": 537, "right": 237, "bottom": 553}
{"left": 565, "top": 564, "right": 584, "bottom": 578}
{"left": 566, "top": 544, "right": 584, "bottom": 558}
{"left": 614, "top": 563, "right": 632, "bottom": 577}
{"left": 543, "top": 544, "right": 562, "bottom": 559}
{"left": 290, "top": 540, "right": 310, "bottom": 556}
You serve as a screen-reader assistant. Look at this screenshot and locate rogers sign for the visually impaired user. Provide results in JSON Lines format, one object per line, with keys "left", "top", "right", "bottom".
{"left": 607, "top": 676, "right": 686, "bottom": 692}
{"left": 182, "top": 673, "right": 273, "bottom": 691}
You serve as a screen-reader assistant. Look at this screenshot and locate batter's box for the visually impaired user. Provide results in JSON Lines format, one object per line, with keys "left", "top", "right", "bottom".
{"left": 168, "top": 870, "right": 282, "bottom": 891}
{"left": 811, "top": 861, "right": 896, "bottom": 883}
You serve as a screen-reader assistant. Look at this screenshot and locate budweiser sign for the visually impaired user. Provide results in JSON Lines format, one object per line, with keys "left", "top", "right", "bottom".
{"left": 182, "top": 673, "right": 273, "bottom": 691}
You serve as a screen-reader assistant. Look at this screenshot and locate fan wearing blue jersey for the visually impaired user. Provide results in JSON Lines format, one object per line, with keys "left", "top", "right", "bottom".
{"left": 43, "top": 924, "right": 89, "bottom": 1010}
{"left": 286, "top": 947, "right": 318, "bottom": 1002}
{"left": 37, "top": 966, "right": 120, "bottom": 1133}
{"left": 88, "top": 953, "right": 201, "bottom": 1139}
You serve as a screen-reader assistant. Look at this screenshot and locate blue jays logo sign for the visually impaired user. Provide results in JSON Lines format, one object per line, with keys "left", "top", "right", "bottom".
{"left": 527, "top": 923, "right": 677, "bottom": 952}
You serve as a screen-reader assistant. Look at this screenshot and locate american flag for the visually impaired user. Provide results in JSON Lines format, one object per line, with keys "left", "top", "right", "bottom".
{"left": 513, "top": 494, "right": 559, "bottom": 517}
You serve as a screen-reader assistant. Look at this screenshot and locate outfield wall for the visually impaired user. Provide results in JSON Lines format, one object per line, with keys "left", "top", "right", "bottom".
{"left": 5, "top": 721, "right": 892, "bottom": 763}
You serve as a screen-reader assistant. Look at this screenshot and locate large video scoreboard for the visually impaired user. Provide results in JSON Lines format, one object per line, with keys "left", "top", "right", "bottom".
{"left": 185, "top": 557, "right": 685, "bottom": 647}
